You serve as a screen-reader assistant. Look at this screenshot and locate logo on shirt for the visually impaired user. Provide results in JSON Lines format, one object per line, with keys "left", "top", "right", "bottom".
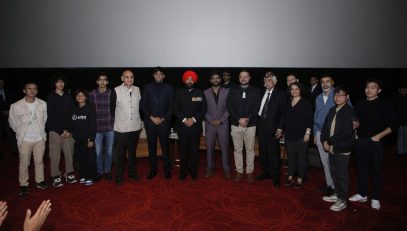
{"left": 72, "top": 115, "right": 87, "bottom": 120}
{"left": 192, "top": 97, "right": 202, "bottom": 102}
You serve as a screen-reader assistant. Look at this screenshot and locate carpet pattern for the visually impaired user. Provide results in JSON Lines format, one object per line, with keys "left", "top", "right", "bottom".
{"left": 0, "top": 145, "right": 406, "bottom": 231}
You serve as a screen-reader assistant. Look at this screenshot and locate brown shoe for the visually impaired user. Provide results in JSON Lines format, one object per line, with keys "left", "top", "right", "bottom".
{"left": 205, "top": 169, "right": 214, "bottom": 178}
{"left": 234, "top": 172, "right": 243, "bottom": 182}
{"left": 247, "top": 173, "right": 255, "bottom": 183}
{"left": 224, "top": 171, "right": 231, "bottom": 179}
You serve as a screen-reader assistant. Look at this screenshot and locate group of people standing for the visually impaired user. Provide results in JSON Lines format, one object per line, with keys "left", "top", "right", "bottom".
{"left": 5, "top": 68, "right": 403, "bottom": 214}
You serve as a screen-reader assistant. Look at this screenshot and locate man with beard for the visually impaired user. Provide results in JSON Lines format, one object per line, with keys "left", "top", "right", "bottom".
{"left": 173, "top": 70, "right": 206, "bottom": 181}
{"left": 140, "top": 67, "right": 173, "bottom": 179}
{"left": 227, "top": 70, "right": 261, "bottom": 182}
{"left": 203, "top": 72, "right": 231, "bottom": 179}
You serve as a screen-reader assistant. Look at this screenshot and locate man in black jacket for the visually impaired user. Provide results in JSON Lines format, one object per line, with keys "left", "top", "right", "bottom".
{"left": 320, "top": 86, "right": 357, "bottom": 212}
{"left": 140, "top": 67, "right": 174, "bottom": 179}
{"left": 256, "top": 72, "right": 286, "bottom": 186}
{"left": 173, "top": 70, "right": 206, "bottom": 181}
{"left": 227, "top": 70, "right": 260, "bottom": 183}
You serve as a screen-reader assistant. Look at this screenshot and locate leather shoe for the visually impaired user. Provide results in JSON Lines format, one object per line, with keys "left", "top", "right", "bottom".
{"left": 164, "top": 170, "right": 172, "bottom": 179}
{"left": 115, "top": 179, "right": 123, "bottom": 186}
{"left": 256, "top": 173, "right": 271, "bottom": 181}
{"left": 105, "top": 173, "right": 113, "bottom": 180}
{"left": 129, "top": 174, "right": 139, "bottom": 181}
{"left": 191, "top": 174, "right": 198, "bottom": 181}
{"left": 147, "top": 171, "right": 157, "bottom": 180}
{"left": 273, "top": 179, "right": 281, "bottom": 187}
{"left": 179, "top": 174, "right": 186, "bottom": 181}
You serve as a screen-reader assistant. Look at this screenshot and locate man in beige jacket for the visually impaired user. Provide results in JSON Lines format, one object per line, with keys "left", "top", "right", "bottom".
{"left": 9, "top": 81, "right": 48, "bottom": 196}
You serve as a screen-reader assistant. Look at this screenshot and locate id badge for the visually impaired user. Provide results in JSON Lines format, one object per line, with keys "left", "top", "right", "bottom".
{"left": 242, "top": 92, "right": 246, "bottom": 99}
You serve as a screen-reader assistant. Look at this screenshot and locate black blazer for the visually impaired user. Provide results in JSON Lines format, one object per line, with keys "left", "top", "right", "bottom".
{"left": 173, "top": 88, "right": 207, "bottom": 133}
{"left": 227, "top": 85, "right": 261, "bottom": 127}
{"left": 140, "top": 82, "right": 173, "bottom": 127}
{"left": 258, "top": 88, "right": 287, "bottom": 135}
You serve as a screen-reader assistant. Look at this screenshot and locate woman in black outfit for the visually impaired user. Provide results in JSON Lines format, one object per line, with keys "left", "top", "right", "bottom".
{"left": 284, "top": 82, "right": 313, "bottom": 188}
{"left": 71, "top": 89, "right": 97, "bottom": 186}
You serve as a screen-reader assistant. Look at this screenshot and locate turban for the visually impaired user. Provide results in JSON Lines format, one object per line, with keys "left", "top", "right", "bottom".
{"left": 182, "top": 70, "right": 198, "bottom": 83}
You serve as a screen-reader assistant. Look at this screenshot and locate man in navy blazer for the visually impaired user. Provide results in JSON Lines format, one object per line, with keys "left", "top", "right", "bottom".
{"left": 203, "top": 72, "right": 231, "bottom": 179}
{"left": 140, "top": 67, "right": 174, "bottom": 179}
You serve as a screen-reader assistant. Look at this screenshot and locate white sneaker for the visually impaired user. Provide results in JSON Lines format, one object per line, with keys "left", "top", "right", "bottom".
{"left": 85, "top": 179, "right": 93, "bottom": 186}
{"left": 330, "top": 199, "right": 347, "bottom": 211}
{"left": 371, "top": 199, "right": 381, "bottom": 210}
{"left": 349, "top": 194, "right": 367, "bottom": 202}
{"left": 79, "top": 178, "right": 86, "bottom": 184}
{"left": 323, "top": 193, "right": 338, "bottom": 202}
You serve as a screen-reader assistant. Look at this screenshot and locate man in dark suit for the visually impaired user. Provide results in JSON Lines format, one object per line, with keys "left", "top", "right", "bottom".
{"left": 310, "top": 76, "right": 322, "bottom": 104}
{"left": 141, "top": 67, "right": 174, "bottom": 179}
{"left": 173, "top": 70, "right": 206, "bottom": 181}
{"left": 257, "top": 72, "right": 287, "bottom": 186}
{"left": 0, "top": 78, "right": 18, "bottom": 158}
{"left": 203, "top": 71, "right": 231, "bottom": 179}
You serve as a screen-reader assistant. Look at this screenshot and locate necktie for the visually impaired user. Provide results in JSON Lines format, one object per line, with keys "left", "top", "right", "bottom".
{"left": 261, "top": 93, "right": 271, "bottom": 119}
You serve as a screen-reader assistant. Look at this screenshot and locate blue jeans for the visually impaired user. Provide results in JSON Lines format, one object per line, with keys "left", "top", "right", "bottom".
{"left": 95, "top": 131, "right": 114, "bottom": 175}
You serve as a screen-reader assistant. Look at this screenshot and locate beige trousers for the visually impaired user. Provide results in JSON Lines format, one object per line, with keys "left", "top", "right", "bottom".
{"left": 18, "top": 140, "right": 45, "bottom": 186}
{"left": 231, "top": 125, "right": 256, "bottom": 174}
{"left": 49, "top": 131, "right": 75, "bottom": 178}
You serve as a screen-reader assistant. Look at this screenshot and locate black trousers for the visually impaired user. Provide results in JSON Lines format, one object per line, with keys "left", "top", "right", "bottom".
{"left": 75, "top": 139, "right": 97, "bottom": 180}
{"left": 145, "top": 123, "right": 171, "bottom": 172}
{"left": 178, "top": 131, "right": 200, "bottom": 177}
{"left": 329, "top": 153, "right": 350, "bottom": 201}
{"left": 257, "top": 120, "right": 280, "bottom": 180}
{"left": 285, "top": 138, "right": 308, "bottom": 179}
{"left": 115, "top": 130, "right": 141, "bottom": 180}
{"left": 355, "top": 137, "right": 384, "bottom": 200}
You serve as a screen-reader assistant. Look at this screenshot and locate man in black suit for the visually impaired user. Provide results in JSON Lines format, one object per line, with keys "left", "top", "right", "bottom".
{"left": 309, "top": 76, "right": 322, "bottom": 104}
{"left": 0, "top": 78, "right": 18, "bottom": 158}
{"left": 173, "top": 70, "right": 206, "bottom": 181}
{"left": 257, "top": 72, "right": 287, "bottom": 186}
{"left": 141, "top": 67, "right": 174, "bottom": 179}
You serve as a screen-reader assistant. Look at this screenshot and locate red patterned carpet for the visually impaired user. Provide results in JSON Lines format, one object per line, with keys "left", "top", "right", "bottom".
{"left": 1, "top": 145, "right": 406, "bottom": 231}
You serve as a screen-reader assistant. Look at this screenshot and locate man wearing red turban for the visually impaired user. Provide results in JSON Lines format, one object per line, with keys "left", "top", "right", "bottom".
{"left": 173, "top": 70, "right": 206, "bottom": 181}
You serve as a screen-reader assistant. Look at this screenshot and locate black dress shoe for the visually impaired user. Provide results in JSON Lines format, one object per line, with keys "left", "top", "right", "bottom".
{"left": 105, "top": 173, "right": 113, "bottom": 180}
{"left": 273, "top": 179, "right": 281, "bottom": 187}
{"left": 129, "top": 174, "right": 139, "bottom": 181}
{"left": 95, "top": 174, "right": 102, "bottom": 182}
{"left": 256, "top": 173, "right": 271, "bottom": 181}
{"left": 147, "top": 171, "right": 157, "bottom": 180}
{"left": 115, "top": 179, "right": 123, "bottom": 186}
{"left": 191, "top": 174, "right": 198, "bottom": 181}
{"left": 164, "top": 170, "right": 172, "bottom": 179}
{"left": 178, "top": 174, "right": 186, "bottom": 181}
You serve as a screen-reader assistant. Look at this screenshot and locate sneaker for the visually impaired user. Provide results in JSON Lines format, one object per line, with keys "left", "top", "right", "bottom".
{"left": 323, "top": 193, "right": 338, "bottom": 202}
{"left": 284, "top": 177, "right": 294, "bottom": 186}
{"left": 330, "top": 199, "right": 347, "bottom": 211}
{"left": 348, "top": 194, "right": 367, "bottom": 202}
{"left": 79, "top": 178, "right": 86, "bottom": 184}
{"left": 66, "top": 173, "right": 77, "bottom": 184}
{"left": 291, "top": 179, "right": 303, "bottom": 188}
{"left": 85, "top": 179, "right": 94, "bottom": 186}
{"left": 52, "top": 176, "right": 63, "bottom": 187}
{"left": 19, "top": 186, "right": 29, "bottom": 196}
{"left": 36, "top": 181, "right": 48, "bottom": 190}
{"left": 371, "top": 199, "right": 381, "bottom": 210}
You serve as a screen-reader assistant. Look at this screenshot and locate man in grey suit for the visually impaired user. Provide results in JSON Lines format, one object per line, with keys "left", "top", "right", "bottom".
{"left": 204, "top": 72, "right": 231, "bottom": 179}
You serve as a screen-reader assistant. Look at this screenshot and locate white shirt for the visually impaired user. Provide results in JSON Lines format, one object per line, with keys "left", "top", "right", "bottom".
{"left": 258, "top": 88, "right": 273, "bottom": 116}
{"left": 23, "top": 101, "right": 42, "bottom": 142}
